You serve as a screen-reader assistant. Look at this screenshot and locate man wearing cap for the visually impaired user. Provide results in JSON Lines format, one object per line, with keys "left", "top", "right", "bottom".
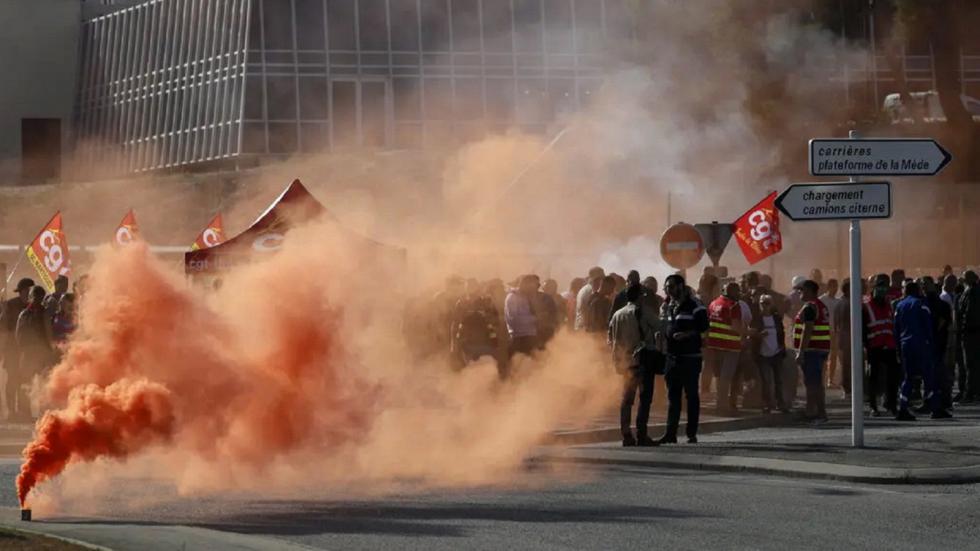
{"left": 0, "top": 278, "right": 34, "bottom": 420}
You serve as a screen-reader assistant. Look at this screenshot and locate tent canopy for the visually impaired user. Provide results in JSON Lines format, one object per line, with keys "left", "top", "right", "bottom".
{"left": 185, "top": 179, "right": 399, "bottom": 274}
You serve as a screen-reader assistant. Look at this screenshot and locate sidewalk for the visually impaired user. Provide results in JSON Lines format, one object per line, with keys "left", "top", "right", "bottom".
{"left": 538, "top": 402, "right": 980, "bottom": 485}
{"left": 548, "top": 391, "right": 795, "bottom": 445}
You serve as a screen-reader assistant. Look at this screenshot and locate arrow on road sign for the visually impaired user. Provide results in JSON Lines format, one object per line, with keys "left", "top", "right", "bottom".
{"left": 775, "top": 181, "right": 891, "bottom": 221}
{"left": 809, "top": 138, "right": 951, "bottom": 176}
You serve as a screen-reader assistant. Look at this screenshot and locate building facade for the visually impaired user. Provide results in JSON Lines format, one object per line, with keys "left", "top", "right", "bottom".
{"left": 7, "top": 1, "right": 980, "bottom": 181}
{"left": 0, "top": 0, "right": 83, "bottom": 184}
{"left": 73, "top": 0, "right": 634, "bottom": 174}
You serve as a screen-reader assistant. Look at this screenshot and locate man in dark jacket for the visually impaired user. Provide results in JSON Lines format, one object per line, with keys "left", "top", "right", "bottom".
{"left": 895, "top": 281, "right": 945, "bottom": 420}
{"left": 658, "top": 274, "right": 709, "bottom": 444}
{"left": 0, "top": 278, "right": 34, "bottom": 421}
{"left": 957, "top": 271, "right": 980, "bottom": 403}
{"left": 609, "top": 270, "right": 641, "bottom": 324}
{"left": 921, "top": 277, "right": 953, "bottom": 412}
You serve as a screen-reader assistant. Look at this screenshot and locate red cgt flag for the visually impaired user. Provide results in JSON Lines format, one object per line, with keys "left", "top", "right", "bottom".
{"left": 734, "top": 191, "right": 782, "bottom": 265}
{"left": 114, "top": 209, "right": 140, "bottom": 246}
{"left": 191, "top": 213, "right": 225, "bottom": 251}
{"left": 26, "top": 212, "right": 71, "bottom": 292}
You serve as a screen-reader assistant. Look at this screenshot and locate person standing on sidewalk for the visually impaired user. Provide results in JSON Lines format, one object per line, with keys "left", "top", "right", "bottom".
{"left": 863, "top": 275, "right": 900, "bottom": 416}
{"left": 704, "top": 282, "right": 744, "bottom": 415}
{"left": 956, "top": 271, "right": 980, "bottom": 403}
{"left": 0, "top": 278, "right": 34, "bottom": 420}
{"left": 659, "top": 275, "right": 709, "bottom": 445}
{"left": 921, "top": 277, "right": 954, "bottom": 413}
{"left": 753, "top": 294, "right": 788, "bottom": 413}
{"left": 895, "top": 281, "right": 948, "bottom": 419}
{"left": 832, "top": 279, "right": 853, "bottom": 399}
{"left": 819, "top": 279, "right": 842, "bottom": 390}
{"left": 609, "top": 284, "right": 661, "bottom": 447}
{"left": 504, "top": 275, "right": 539, "bottom": 367}
{"left": 793, "top": 280, "right": 831, "bottom": 424}
{"left": 575, "top": 267, "right": 605, "bottom": 331}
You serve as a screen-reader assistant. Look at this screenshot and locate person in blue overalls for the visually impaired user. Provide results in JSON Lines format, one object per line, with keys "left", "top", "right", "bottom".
{"left": 894, "top": 280, "right": 948, "bottom": 420}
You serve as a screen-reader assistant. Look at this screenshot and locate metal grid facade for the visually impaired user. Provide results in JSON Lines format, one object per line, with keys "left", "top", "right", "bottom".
{"left": 75, "top": 0, "right": 251, "bottom": 172}
{"left": 241, "top": 0, "right": 631, "bottom": 154}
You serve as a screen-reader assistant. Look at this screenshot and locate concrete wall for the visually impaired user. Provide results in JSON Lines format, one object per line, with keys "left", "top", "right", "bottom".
{"left": 0, "top": 0, "right": 81, "bottom": 185}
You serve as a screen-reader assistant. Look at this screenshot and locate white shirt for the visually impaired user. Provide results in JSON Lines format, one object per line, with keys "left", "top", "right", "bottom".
{"left": 574, "top": 283, "right": 594, "bottom": 331}
{"left": 760, "top": 315, "right": 780, "bottom": 358}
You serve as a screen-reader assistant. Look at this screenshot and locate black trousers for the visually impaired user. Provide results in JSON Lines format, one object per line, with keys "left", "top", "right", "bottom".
{"left": 962, "top": 334, "right": 980, "bottom": 399}
{"left": 756, "top": 354, "right": 787, "bottom": 410}
{"left": 620, "top": 365, "right": 654, "bottom": 439}
{"left": 936, "top": 341, "right": 955, "bottom": 409}
{"left": 665, "top": 355, "right": 702, "bottom": 439}
{"left": 956, "top": 332, "right": 967, "bottom": 396}
{"left": 867, "top": 347, "right": 901, "bottom": 412}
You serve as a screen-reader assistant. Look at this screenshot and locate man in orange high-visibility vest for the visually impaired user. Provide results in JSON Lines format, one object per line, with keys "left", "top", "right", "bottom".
{"left": 705, "top": 281, "right": 744, "bottom": 415}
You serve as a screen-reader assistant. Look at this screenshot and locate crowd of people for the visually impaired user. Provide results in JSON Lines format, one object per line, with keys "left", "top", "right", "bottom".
{"left": 0, "top": 275, "right": 78, "bottom": 421}
{"left": 408, "top": 262, "right": 977, "bottom": 447}
{"left": 1, "top": 263, "right": 974, "bottom": 439}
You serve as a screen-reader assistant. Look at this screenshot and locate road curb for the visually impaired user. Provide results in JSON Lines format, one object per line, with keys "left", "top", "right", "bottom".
{"left": 547, "top": 412, "right": 796, "bottom": 446}
{"left": 536, "top": 448, "right": 980, "bottom": 485}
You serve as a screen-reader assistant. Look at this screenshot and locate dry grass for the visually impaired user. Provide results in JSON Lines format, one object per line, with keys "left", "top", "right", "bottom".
{"left": 0, "top": 527, "right": 91, "bottom": 550}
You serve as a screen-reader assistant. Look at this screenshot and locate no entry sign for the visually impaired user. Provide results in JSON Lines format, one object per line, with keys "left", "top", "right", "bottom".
{"left": 660, "top": 222, "right": 705, "bottom": 270}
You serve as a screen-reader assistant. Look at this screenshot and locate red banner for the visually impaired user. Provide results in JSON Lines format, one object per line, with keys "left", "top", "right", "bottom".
{"left": 114, "top": 209, "right": 140, "bottom": 246}
{"left": 734, "top": 192, "right": 782, "bottom": 265}
{"left": 25, "top": 212, "right": 71, "bottom": 292}
{"left": 191, "top": 213, "right": 225, "bottom": 251}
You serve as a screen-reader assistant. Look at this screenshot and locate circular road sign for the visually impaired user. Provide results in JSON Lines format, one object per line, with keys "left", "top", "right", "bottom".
{"left": 660, "top": 222, "right": 705, "bottom": 270}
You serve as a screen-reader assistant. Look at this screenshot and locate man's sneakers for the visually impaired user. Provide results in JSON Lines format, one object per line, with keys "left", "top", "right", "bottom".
{"left": 931, "top": 409, "right": 954, "bottom": 419}
{"left": 657, "top": 435, "right": 678, "bottom": 445}
{"left": 687, "top": 436, "right": 698, "bottom": 444}
{"left": 622, "top": 434, "right": 637, "bottom": 447}
{"left": 895, "top": 409, "right": 917, "bottom": 421}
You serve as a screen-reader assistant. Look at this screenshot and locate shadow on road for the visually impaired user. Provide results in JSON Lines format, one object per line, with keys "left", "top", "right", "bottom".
{"left": 43, "top": 502, "right": 706, "bottom": 538}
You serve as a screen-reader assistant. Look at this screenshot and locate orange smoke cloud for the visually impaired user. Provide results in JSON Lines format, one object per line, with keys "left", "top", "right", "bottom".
{"left": 19, "top": 238, "right": 380, "bottom": 506}
{"left": 17, "top": 379, "right": 174, "bottom": 506}
{"left": 18, "top": 230, "right": 614, "bottom": 509}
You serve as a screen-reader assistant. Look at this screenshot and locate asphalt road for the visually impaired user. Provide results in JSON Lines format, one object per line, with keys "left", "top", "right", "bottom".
{"left": 1, "top": 459, "right": 978, "bottom": 550}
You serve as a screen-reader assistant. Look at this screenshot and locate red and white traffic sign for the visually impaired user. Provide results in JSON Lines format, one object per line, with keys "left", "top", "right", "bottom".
{"left": 660, "top": 222, "right": 705, "bottom": 270}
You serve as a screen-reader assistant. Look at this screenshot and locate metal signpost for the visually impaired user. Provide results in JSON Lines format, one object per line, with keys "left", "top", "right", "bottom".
{"left": 778, "top": 132, "right": 950, "bottom": 448}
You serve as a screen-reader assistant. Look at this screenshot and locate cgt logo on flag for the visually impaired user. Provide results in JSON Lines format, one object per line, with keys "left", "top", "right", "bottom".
{"left": 734, "top": 191, "right": 782, "bottom": 265}
{"left": 115, "top": 209, "right": 140, "bottom": 246}
{"left": 26, "top": 212, "right": 71, "bottom": 292}
{"left": 191, "top": 213, "right": 225, "bottom": 250}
